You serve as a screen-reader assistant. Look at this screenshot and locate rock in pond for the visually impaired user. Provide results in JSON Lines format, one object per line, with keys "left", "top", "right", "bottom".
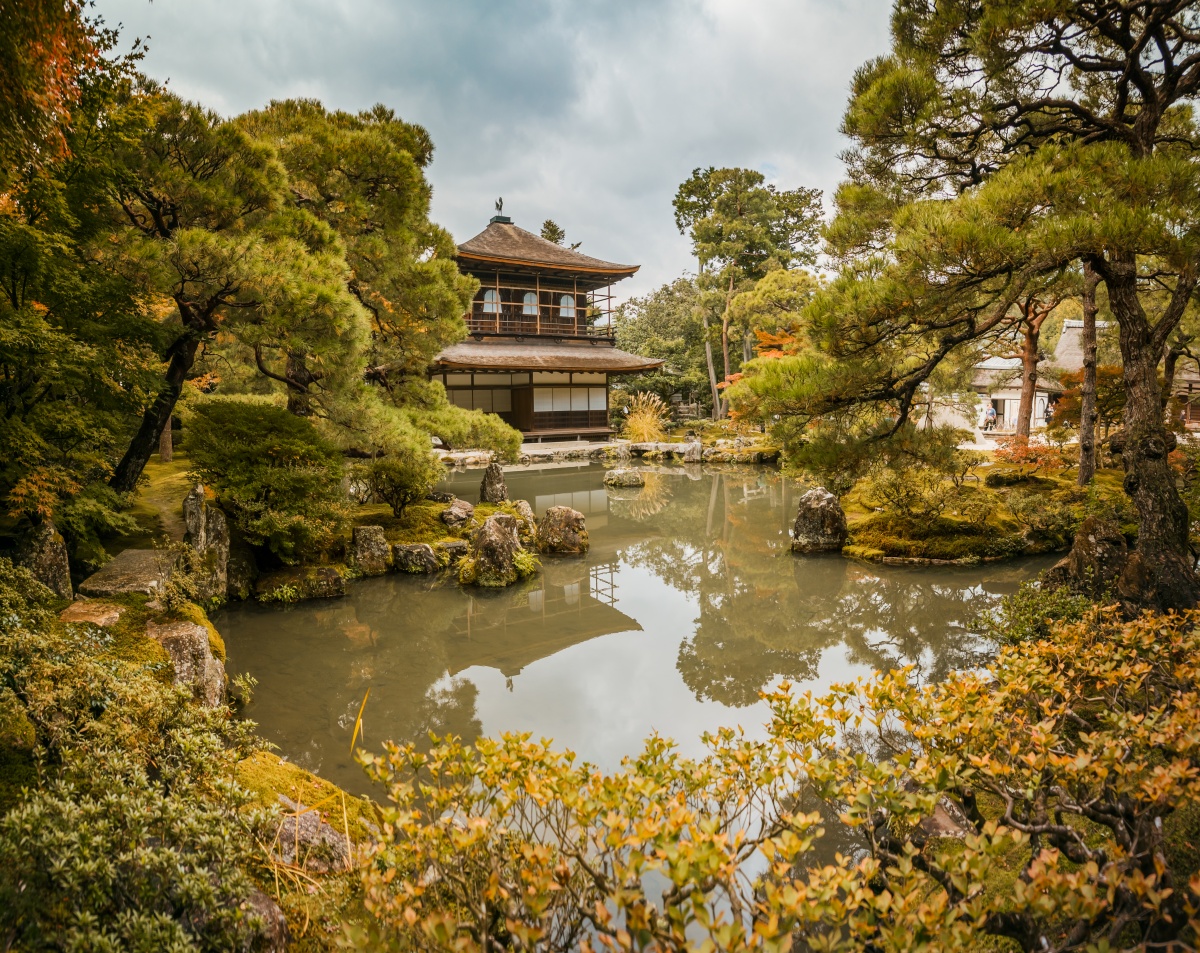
{"left": 393, "top": 543, "right": 440, "bottom": 574}
{"left": 461, "top": 514, "right": 532, "bottom": 587}
{"left": 604, "top": 467, "right": 645, "bottom": 488}
{"left": 19, "top": 520, "right": 72, "bottom": 598}
{"left": 255, "top": 566, "right": 347, "bottom": 602}
{"left": 350, "top": 525, "right": 392, "bottom": 576}
{"left": 441, "top": 498, "right": 475, "bottom": 529}
{"left": 682, "top": 440, "right": 702, "bottom": 464}
{"left": 275, "top": 794, "right": 350, "bottom": 872}
{"left": 78, "top": 548, "right": 175, "bottom": 598}
{"left": 536, "top": 506, "right": 589, "bottom": 555}
{"left": 512, "top": 499, "right": 538, "bottom": 544}
{"left": 791, "top": 487, "right": 848, "bottom": 554}
{"left": 183, "top": 484, "right": 229, "bottom": 603}
{"left": 146, "top": 619, "right": 226, "bottom": 708}
{"left": 479, "top": 462, "right": 509, "bottom": 503}
{"left": 434, "top": 539, "right": 469, "bottom": 565}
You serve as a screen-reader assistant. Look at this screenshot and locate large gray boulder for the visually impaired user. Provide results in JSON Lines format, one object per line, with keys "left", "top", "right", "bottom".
{"left": 19, "top": 521, "right": 71, "bottom": 598}
{"left": 393, "top": 543, "right": 440, "bottom": 574}
{"left": 479, "top": 462, "right": 509, "bottom": 503}
{"left": 604, "top": 467, "right": 645, "bottom": 488}
{"left": 791, "top": 487, "right": 848, "bottom": 554}
{"left": 183, "top": 485, "right": 229, "bottom": 604}
{"left": 79, "top": 548, "right": 175, "bottom": 598}
{"left": 461, "top": 514, "right": 529, "bottom": 587}
{"left": 275, "top": 795, "right": 351, "bottom": 872}
{"left": 441, "top": 498, "right": 475, "bottom": 529}
{"left": 682, "top": 440, "right": 702, "bottom": 464}
{"left": 145, "top": 619, "right": 226, "bottom": 708}
{"left": 536, "top": 506, "right": 589, "bottom": 555}
{"left": 350, "top": 525, "right": 392, "bottom": 576}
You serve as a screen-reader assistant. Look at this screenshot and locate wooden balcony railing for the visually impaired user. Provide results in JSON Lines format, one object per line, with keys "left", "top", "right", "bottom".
{"left": 467, "top": 304, "right": 614, "bottom": 338}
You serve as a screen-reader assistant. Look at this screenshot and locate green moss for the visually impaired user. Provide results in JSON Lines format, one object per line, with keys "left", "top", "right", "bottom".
{"left": 235, "top": 750, "right": 378, "bottom": 842}
{"left": 86, "top": 594, "right": 173, "bottom": 679}
{"left": 842, "top": 543, "right": 886, "bottom": 561}
{"left": 354, "top": 501, "right": 460, "bottom": 547}
{"left": 849, "top": 513, "right": 1025, "bottom": 562}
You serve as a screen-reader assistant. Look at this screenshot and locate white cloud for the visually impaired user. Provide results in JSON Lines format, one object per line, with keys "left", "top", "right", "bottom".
{"left": 97, "top": 0, "right": 892, "bottom": 298}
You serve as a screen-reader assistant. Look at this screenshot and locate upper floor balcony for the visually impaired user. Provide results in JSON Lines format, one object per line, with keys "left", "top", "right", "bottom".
{"left": 465, "top": 284, "right": 615, "bottom": 339}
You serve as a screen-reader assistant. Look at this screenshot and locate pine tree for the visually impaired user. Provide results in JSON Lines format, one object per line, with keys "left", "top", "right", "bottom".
{"left": 740, "top": 1, "right": 1200, "bottom": 611}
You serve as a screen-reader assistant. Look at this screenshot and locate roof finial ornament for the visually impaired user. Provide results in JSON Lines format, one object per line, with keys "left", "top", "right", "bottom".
{"left": 490, "top": 198, "right": 511, "bottom": 225}
{"left": 495, "top": 197, "right": 503, "bottom": 214}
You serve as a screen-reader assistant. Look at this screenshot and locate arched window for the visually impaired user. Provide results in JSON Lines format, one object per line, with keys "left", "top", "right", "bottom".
{"left": 482, "top": 289, "right": 499, "bottom": 314}
{"left": 559, "top": 294, "right": 576, "bottom": 320}
{"left": 522, "top": 292, "right": 538, "bottom": 316}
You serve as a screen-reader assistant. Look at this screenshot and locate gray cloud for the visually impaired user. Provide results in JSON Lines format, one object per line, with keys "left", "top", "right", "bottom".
{"left": 97, "top": 0, "right": 892, "bottom": 297}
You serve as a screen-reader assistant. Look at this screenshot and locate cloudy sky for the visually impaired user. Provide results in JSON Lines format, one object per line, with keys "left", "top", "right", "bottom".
{"left": 95, "top": 0, "right": 893, "bottom": 299}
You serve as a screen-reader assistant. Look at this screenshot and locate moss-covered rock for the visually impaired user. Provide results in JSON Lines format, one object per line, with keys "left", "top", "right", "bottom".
{"left": 235, "top": 751, "right": 377, "bottom": 842}
{"left": 255, "top": 565, "right": 348, "bottom": 603}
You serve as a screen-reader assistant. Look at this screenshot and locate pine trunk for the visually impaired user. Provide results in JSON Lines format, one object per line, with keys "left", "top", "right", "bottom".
{"left": 1014, "top": 328, "right": 1039, "bottom": 438}
{"left": 1108, "top": 261, "right": 1200, "bottom": 610}
{"left": 1078, "top": 263, "right": 1099, "bottom": 485}
{"left": 110, "top": 336, "right": 200, "bottom": 493}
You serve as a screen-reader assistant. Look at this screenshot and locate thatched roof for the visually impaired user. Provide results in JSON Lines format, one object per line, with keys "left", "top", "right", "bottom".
{"left": 435, "top": 339, "right": 663, "bottom": 373}
{"left": 457, "top": 218, "right": 639, "bottom": 281}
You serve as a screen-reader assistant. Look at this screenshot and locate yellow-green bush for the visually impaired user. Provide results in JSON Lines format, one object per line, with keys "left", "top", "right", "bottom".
{"left": 356, "top": 608, "right": 1200, "bottom": 952}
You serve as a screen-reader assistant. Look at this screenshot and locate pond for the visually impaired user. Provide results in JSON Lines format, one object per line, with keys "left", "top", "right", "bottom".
{"left": 215, "top": 462, "right": 1052, "bottom": 796}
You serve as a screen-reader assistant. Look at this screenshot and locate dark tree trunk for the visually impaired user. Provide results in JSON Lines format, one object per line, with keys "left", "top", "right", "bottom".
{"left": 284, "top": 351, "right": 318, "bottom": 416}
{"left": 1078, "top": 263, "right": 1100, "bottom": 485}
{"left": 1014, "top": 326, "right": 1040, "bottom": 438}
{"left": 158, "top": 419, "right": 173, "bottom": 462}
{"left": 1105, "top": 258, "right": 1200, "bottom": 611}
{"left": 110, "top": 335, "right": 200, "bottom": 493}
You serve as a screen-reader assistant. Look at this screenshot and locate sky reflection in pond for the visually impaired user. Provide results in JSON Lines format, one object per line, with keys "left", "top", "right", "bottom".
{"left": 216, "top": 463, "right": 1052, "bottom": 794}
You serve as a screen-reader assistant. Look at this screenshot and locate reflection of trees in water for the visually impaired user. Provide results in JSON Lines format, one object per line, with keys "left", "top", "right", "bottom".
{"left": 620, "top": 469, "right": 1033, "bottom": 708}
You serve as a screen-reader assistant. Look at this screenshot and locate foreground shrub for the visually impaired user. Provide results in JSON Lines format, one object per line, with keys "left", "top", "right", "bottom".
{"left": 356, "top": 609, "right": 1200, "bottom": 952}
{"left": 185, "top": 397, "right": 350, "bottom": 563}
{"left": 0, "top": 561, "right": 274, "bottom": 950}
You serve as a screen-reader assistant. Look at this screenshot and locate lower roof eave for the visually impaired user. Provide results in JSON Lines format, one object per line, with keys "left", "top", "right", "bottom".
{"left": 434, "top": 340, "right": 664, "bottom": 374}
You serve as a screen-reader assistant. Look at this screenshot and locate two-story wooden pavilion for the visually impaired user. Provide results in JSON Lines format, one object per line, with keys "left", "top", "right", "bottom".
{"left": 432, "top": 216, "right": 663, "bottom": 442}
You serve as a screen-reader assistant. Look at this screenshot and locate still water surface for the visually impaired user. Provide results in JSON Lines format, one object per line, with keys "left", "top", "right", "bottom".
{"left": 216, "top": 463, "right": 1050, "bottom": 795}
